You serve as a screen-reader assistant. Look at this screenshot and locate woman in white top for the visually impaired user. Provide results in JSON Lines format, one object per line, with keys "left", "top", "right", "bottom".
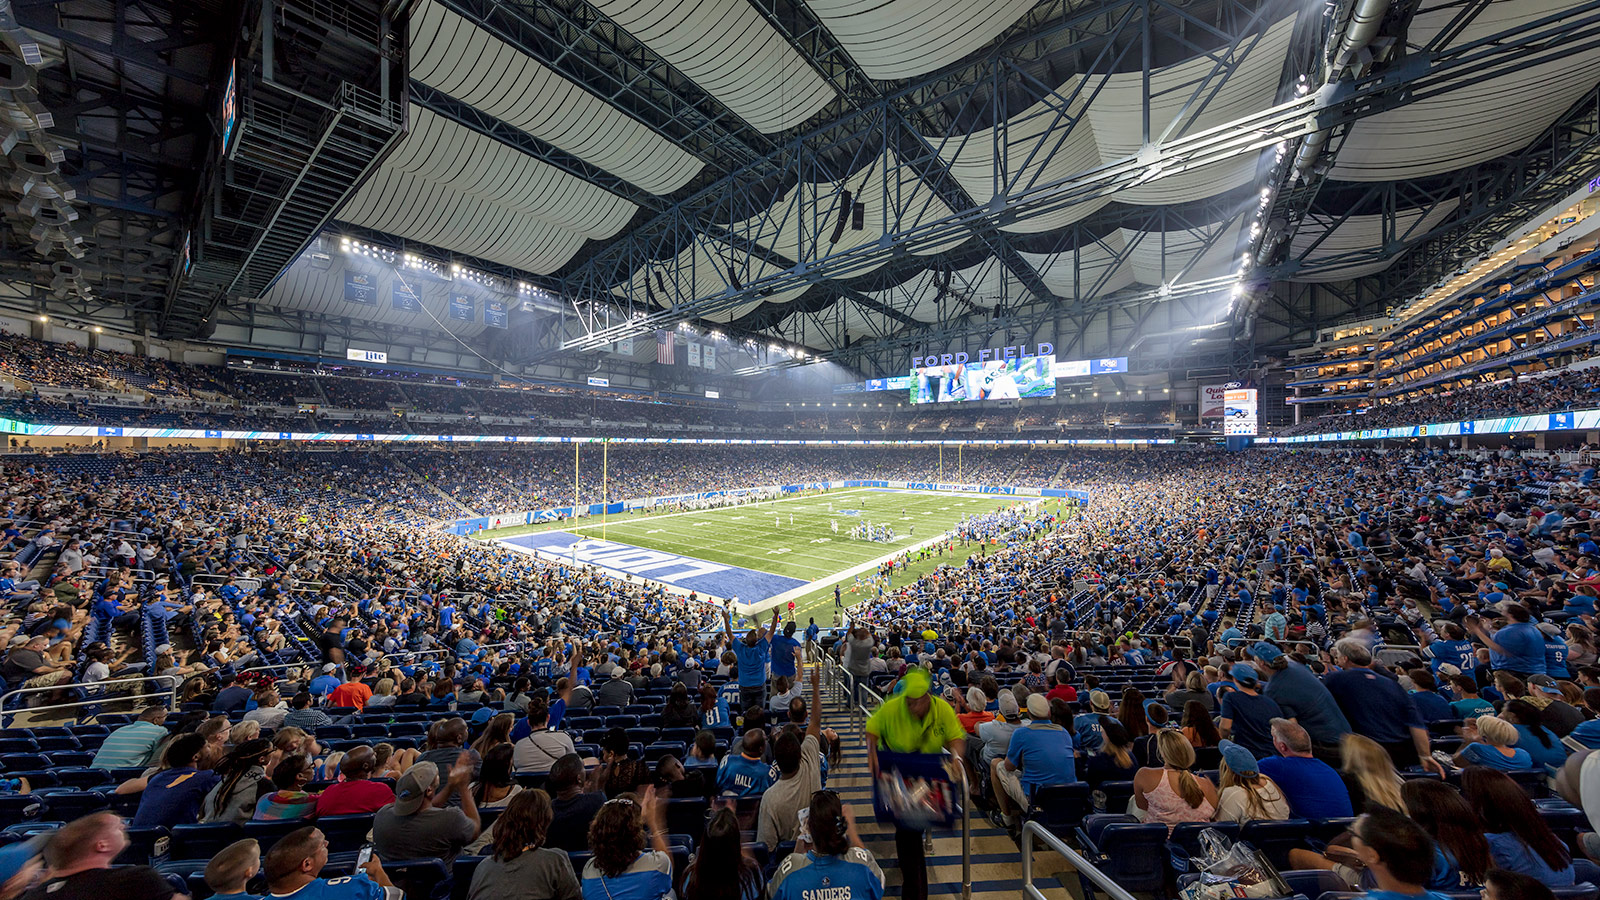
{"left": 1214, "top": 739, "right": 1290, "bottom": 824}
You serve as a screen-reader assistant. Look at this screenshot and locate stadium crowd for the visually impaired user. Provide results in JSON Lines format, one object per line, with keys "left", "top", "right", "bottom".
{"left": 5, "top": 421, "right": 1600, "bottom": 900}
{"left": 1282, "top": 367, "right": 1600, "bottom": 436}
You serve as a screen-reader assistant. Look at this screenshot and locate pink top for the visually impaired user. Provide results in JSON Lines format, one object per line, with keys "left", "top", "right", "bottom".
{"left": 1145, "top": 770, "right": 1214, "bottom": 835}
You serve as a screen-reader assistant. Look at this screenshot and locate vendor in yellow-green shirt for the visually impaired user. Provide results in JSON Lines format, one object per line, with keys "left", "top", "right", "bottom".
{"left": 865, "top": 667, "right": 966, "bottom": 900}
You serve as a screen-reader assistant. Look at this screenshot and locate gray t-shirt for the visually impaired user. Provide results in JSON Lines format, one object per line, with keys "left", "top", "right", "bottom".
{"left": 466, "top": 848, "right": 579, "bottom": 900}
{"left": 596, "top": 678, "right": 634, "bottom": 707}
{"left": 843, "top": 636, "right": 873, "bottom": 678}
{"left": 371, "top": 805, "right": 477, "bottom": 871}
{"left": 756, "top": 734, "right": 822, "bottom": 848}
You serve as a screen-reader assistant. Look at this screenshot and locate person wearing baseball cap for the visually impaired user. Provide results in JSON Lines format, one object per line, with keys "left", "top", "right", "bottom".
{"left": 865, "top": 666, "right": 965, "bottom": 900}
{"left": 1215, "top": 739, "right": 1290, "bottom": 823}
{"left": 976, "top": 691, "right": 1024, "bottom": 769}
{"left": 1073, "top": 690, "right": 1113, "bottom": 755}
{"left": 1218, "top": 662, "right": 1284, "bottom": 759}
{"left": 1245, "top": 641, "right": 1350, "bottom": 755}
{"left": 372, "top": 755, "right": 481, "bottom": 875}
{"left": 990, "top": 693, "right": 1075, "bottom": 828}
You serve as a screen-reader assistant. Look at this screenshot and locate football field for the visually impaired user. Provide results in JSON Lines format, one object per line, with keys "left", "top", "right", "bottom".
{"left": 478, "top": 487, "right": 1058, "bottom": 621}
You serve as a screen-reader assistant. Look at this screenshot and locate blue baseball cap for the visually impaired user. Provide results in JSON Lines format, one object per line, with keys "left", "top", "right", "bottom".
{"left": 1230, "top": 662, "right": 1260, "bottom": 686}
{"left": 1249, "top": 641, "right": 1284, "bottom": 664}
{"left": 1218, "top": 739, "right": 1259, "bottom": 776}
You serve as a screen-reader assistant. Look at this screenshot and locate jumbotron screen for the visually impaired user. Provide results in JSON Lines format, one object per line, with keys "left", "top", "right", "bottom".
{"left": 909, "top": 357, "right": 1055, "bottom": 403}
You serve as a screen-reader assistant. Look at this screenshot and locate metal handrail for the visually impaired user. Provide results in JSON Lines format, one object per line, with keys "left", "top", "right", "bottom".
{"left": 0, "top": 674, "right": 181, "bottom": 727}
{"left": 1020, "top": 820, "right": 1139, "bottom": 900}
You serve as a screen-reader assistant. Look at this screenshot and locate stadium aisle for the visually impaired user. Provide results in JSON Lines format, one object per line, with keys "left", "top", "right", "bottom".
{"left": 820, "top": 706, "right": 1078, "bottom": 899}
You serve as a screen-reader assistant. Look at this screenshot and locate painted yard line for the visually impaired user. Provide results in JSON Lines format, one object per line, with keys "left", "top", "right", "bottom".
{"left": 748, "top": 526, "right": 972, "bottom": 616}
{"left": 575, "top": 528, "right": 868, "bottom": 577}
{"left": 562, "top": 486, "right": 877, "bottom": 530}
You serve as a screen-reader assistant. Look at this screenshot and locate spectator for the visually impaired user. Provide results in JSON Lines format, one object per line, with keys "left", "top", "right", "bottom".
{"left": 1450, "top": 676, "right": 1496, "bottom": 718}
{"left": 1466, "top": 605, "right": 1548, "bottom": 678}
{"left": 328, "top": 671, "right": 373, "bottom": 710}
{"left": 314, "top": 746, "right": 394, "bottom": 816}
{"left": 253, "top": 755, "right": 317, "bottom": 821}
{"left": 466, "top": 790, "right": 580, "bottom": 900}
{"left": 1, "top": 635, "right": 69, "bottom": 690}
{"left": 1250, "top": 642, "right": 1350, "bottom": 752}
{"left": 767, "top": 791, "right": 883, "bottom": 900}
{"left": 1343, "top": 807, "right": 1453, "bottom": 900}
{"left": 1400, "top": 779, "right": 1491, "bottom": 891}
{"left": 202, "top": 839, "right": 261, "bottom": 900}
{"left": 1325, "top": 639, "right": 1441, "bottom": 773}
{"left": 243, "top": 688, "right": 288, "bottom": 730}
{"left": 1453, "top": 715, "right": 1535, "bottom": 771}
{"left": 973, "top": 690, "right": 1023, "bottom": 772}
{"left": 1342, "top": 733, "right": 1407, "bottom": 814}
{"left": 262, "top": 826, "right": 393, "bottom": 900}
{"left": 212, "top": 675, "right": 253, "bottom": 716}
{"left": 717, "top": 729, "right": 773, "bottom": 797}
{"left": 281, "top": 693, "right": 331, "bottom": 731}
{"left": 419, "top": 718, "right": 481, "bottom": 778}
{"left": 91, "top": 705, "right": 168, "bottom": 769}
{"left": 1182, "top": 700, "right": 1222, "bottom": 749}
{"left": 472, "top": 745, "right": 522, "bottom": 810}
{"left": 1084, "top": 719, "right": 1138, "bottom": 788}
{"left": 1257, "top": 719, "right": 1353, "bottom": 818}
{"left": 201, "top": 739, "right": 275, "bottom": 824}
{"left": 756, "top": 668, "right": 823, "bottom": 849}
{"left": 990, "top": 693, "right": 1075, "bottom": 827}
{"left": 512, "top": 696, "right": 574, "bottom": 774}
{"left": 1218, "top": 663, "right": 1283, "bottom": 759}
{"left": 546, "top": 754, "right": 606, "bottom": 854}
{"left": 1483, "top": 870, "right": 1559, "bottom": 900}
{"left": 15, "top": 813, "right": 177, "bottom": 900}
{"left": 0, "top": 835, "right": 44, "bottom": 900}
{"left": 682, "top": 808, "right": 762, "bottom": 900}
{"left": 1214, "top": 739, "right": 1289, "bottom": 824}
{"left": 371, "top": 755, "right": 481, "bottom": 875}
{"left": 1462, "top": 767, "right": 1574, "bottom": 886}
{"left": 1133, "top": 730, "right": 1217, "bottom": 834}
{"left": 131, "top": 734, "right": 221, "bottom": 829}
{"left": 1500, "top": 700, "right": 1568, "bottom": 770}
{"left": 581, "top": 788, "right": 672, "bottom": 900}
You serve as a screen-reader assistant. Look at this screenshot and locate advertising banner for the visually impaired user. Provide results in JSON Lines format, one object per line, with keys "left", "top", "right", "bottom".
{"left": 1200, "top": 384, "right": 1228, "bottom": 419}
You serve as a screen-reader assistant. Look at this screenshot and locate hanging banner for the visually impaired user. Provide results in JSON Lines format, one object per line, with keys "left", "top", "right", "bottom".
{"left": 614, "top": 337, "right": 635, "bottom": 357}
{"left": 484, "top": 300, "right": 507, "bottom": 329}
{"left": 703, "top": 345, "right": 715, "bottom": 369}
{"left": 344, "top": 272, "right": 377, "bottom": 305}
{"left": 392, "top": 281, "right": 420, "bottom": 312}
{"left": 687, "top": 341, "right": 702, "bottom": 368}
{"left": 449, "top": 294, "right": 475, "bottom": 321}
{"left": 1200, "top": 384, "right": 1228, "bottom": 418}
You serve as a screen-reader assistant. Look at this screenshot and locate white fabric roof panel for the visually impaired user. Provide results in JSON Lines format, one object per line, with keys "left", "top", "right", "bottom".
{"left": 731, "top": 148, "right": 964, "bottom": 273}
{"left": 342, "top": 168, "right": 590, "bottom": 273}
{"left": 409, "top": 0, "right": 703, "bottom": 194}
{"left": 390, "top": 106, "right": 636, "bottom": 240}
{"left": 259, "top": 256, "right": 494, "bottom": 338}
{"left": 1086, "top": 16, "right": 1296, "bottom": 205}
{"left": 589, "top": 0, "right": 835, "bottom": 133}
{"left": 1016, "top": 217, "right": 1245, "bottom": 299}
{"left": 1331, "top": 0, "right": 1600, "bottom": 181}
{"left": 804, "top": 0, "right": 1041, "bottom": 80}
{"left": 613, "top": 237, "right": 811, "bottom": 323}
{"left": 931, "top": 16, "right": 1295, "bottom": 232}
{"left": 1287, "top": 200, "right": 1460, "bottom": 282}
{"left": 1020, "top": 231, "right": 1136, "bottom": 299}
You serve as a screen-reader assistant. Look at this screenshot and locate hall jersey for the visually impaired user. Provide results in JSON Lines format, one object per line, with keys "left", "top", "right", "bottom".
{"left": 269, "top": 874, "right": 385, "bottom": 900}
{"left": 771, "top": 850, "right": 885, "bottom": 900}
{"left": 716, "top": 753, "right": 776, "bottom": 796}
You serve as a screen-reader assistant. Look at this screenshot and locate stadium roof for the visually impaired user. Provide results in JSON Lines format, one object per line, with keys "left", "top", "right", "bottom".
{"left": 6, "top": 0, "right": 1600, "bottom": 372}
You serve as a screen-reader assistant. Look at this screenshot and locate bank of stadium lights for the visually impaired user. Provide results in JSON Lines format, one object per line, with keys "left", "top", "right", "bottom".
{"left": 339, "top": 237, "right": 395, "bottom": 263}
{"left": 403, "top": 253, "right": 443, "bottom": 278}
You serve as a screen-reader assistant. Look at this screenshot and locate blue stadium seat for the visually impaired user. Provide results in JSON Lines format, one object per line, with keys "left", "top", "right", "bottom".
{"left": 384, "top": 858, "right": 449, "bottom": 900}
{"left": 318, "top": 813, "right": 377, "bottom": 852}
{"left": 38, "top": 790, "right": 108, "bottom": 820}
{"left": 169, "top": 822, "right": 243, "bottom": 859}
{"left": 117, "top": 825, "right": 169, "bottom": 866}
{"left": 1024, "top": 782, "right": 1092, "bottom": 838}
{"left": 0, "top": 795, "right": 42, "bottom": 821}
{"left": 1074, "top": 817, "right": 1169, "bottom": 898}
{"left": 242, "top": 819, "right": 310, "bottom": 853}
{"left": 1241, "top": 819, "right": 1313, "bottom": 870}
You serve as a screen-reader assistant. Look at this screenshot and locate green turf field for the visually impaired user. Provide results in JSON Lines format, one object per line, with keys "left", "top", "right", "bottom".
{"left": 473, "top": 487, "right": 1058, "bottom": 622}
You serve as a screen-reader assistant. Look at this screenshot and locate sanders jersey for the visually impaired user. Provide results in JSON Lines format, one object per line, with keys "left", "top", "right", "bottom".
{"left": 770, "top": 850, "right": 885, "bottom": 900}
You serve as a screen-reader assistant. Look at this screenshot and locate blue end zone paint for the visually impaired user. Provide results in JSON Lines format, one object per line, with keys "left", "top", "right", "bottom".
{"left": 499, "top": 531, "right": 809, "bottom": 601}
{"left": 838, "top": 509, "right": 861, "bottom": 516}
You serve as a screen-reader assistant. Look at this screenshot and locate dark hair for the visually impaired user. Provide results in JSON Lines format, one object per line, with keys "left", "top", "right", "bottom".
{"left": 164, "top": 733, "right": 207, "bottom": 768}
{"left": 271, "top": 753, "right": 311, "bottom": 791}
{"left": 1355, "top": 807, "right": 1437, "bottom": 886}
{"left": 205, "top": 739, "right": 273, "bottom": 820}
{"left": 491, "top": 788, "right": 553, "bottom": 862}
{"left": 1118, "top": 687, "right": 1149, "bottom": 739}
{"left": 547, "top": 753, "right": 585, "bottom": 794}
{"left": 291, "top": 692, "right": 312, "bottom": 709}
{"left": 683, "top": 808, "right": 761, "bottom": 900}
{"left": 605, "top": 758, "right": 651, "bottom": 798}
{"left": 474, "top": 744, "right": 515, "bottom": 802}
{"left": 1400, "top": 779, "right": 1490, "bottom": 884}
{"left": 1502, "top": 699, "right": 1556, "bottom": 750}
{"left": 808, "top": 790, "right": 850, "bottom": 856}
{"left": 1182, "top": 701, "right": 1221, "bottom": 746}
{"left": 1484, "top": 868, "right": 1557, "bottom": 900}
{"left": 773, "top": 731, "right": 802, "bottom": 776}
{"left": 587, "top": 797, "right": 646, "bottom": 878}
{"left": 1461, "top": 767, "right": 1570, "bottom": 872}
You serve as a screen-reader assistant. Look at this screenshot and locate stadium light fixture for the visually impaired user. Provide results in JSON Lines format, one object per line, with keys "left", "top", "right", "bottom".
{"left": 92, "top": 326, "right": 102, "bottom": 333}
{"left": 37, "top": 315, "right": 47, "bottom": 322}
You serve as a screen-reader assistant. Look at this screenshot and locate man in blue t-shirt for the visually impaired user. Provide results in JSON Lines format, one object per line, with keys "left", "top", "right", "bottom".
{"left": 1426, "top": 622, "right": 1476, "bottom": 673}
{"left": 1465, "top": 604, "right": 1546, "bottom": 677}
{"left": 1325, "top": 639, "right": 1443, "bottom": 774}
{"left": 717, "top": 728, "right": 775, "bottom": 796}
{"left": 727, "top": 607, "right": 774, "bottom": 716}
{"left": 991, "top": 694, "right": 1075, "bottom": 826}
{"left": 1249, "top": 642, "right": 1350, "bottom": 750}
{"left": 1218, "top": 663, "right": 1283, "bottom": 760}
{"left": 1256, "top": 718, "right": 1353, "bottom": 818}
{"left": 264, "top": 825, "right": 393, "bottom": 900}
{"left": 771, "top": 620, "right": 802, "bottom": 686}
{"left": 1539, "top": 622, "right": 1571, "bottom": 678}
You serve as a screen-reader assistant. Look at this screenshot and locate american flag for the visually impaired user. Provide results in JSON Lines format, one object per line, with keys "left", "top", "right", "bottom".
{"left": 656, "top": 328, "right": 675, "bottom": 364}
